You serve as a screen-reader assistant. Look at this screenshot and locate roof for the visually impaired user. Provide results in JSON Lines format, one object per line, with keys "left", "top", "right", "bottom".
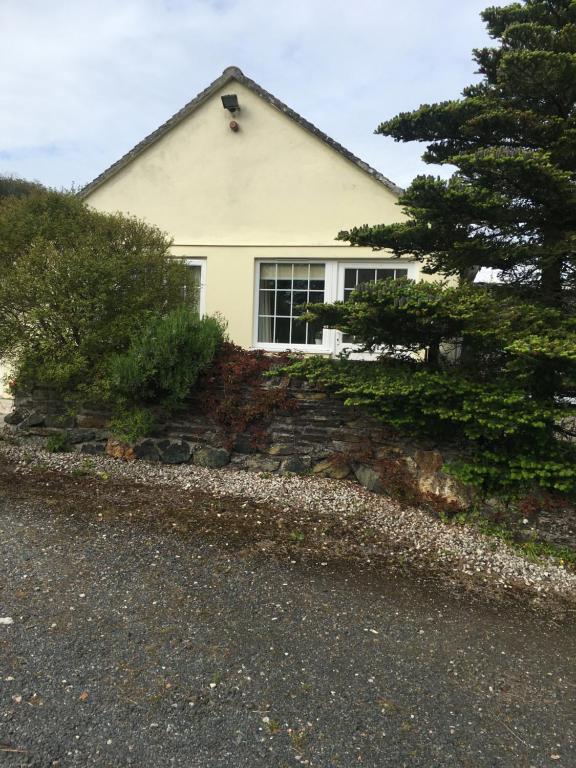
{"left": 79, "top": 66, "right": 403, "bottom": 198}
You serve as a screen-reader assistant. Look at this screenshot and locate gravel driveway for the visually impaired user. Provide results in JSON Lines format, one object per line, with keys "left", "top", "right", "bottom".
{"left": 0, "top": 455, "right": 575, "bottom": 767}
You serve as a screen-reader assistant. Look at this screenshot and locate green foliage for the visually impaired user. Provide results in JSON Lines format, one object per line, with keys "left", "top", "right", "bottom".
{"left": 0, "top": 188, "right": 189, "bottom": 395}
{"left": 45, "top": 432, "right": 71, "bottom": 453}
{"left": 338, "top": 0, "right": 576, "bottom": 303}
{"left": 107, "top": 308, "right": 226, "bottom": 410}
{"left": 303, "top": 278, "right": 576, "bottom": 388}
{"left": 0, "top": 174, "right": 46, "bottom": 200}
{"left": 281, "top": 354, "right": 576, "bottom": 496}
{"left": 108, "top": 407, "right": 156, "bottom": 444}
{"left": 311, "top": 0, "right": 576, "bottom": 499}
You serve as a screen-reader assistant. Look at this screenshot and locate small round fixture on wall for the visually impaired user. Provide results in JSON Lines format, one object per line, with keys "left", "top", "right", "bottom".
{"left": 229, "top": 120, "right": 239, "bottom": 132}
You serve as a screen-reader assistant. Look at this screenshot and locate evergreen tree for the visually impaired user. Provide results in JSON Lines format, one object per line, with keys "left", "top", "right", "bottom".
{"left": 339, "top": 0, "right": 576, "bottom": 306}
{"left": 287, "top": 1, "right": 576, "bottom": 497}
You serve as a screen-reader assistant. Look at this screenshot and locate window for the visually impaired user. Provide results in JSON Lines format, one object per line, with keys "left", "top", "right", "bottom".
{"left": 181, "top": 259, "right": 206, "bottom": 316}
{"left": 339, "top": 264, "right": 410, "bottom": 348}
{"left": 343, "top": 266, "right": 408, "bottom": 301}
{"left": 257, "top": 262, "right": 325, "bottom": 345}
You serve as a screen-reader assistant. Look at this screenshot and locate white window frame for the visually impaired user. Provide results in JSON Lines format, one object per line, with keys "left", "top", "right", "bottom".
{"left": 182, "top": 258, "right": 207, "bottom": 317}
{"left": 335, "top": 260, "right": 418, "bottom": 357}
{"left": 252, "top": 259, "right": 416, "bottom": 355}
{"left": 252, "top": 260, "right": 338, "bottom": 353}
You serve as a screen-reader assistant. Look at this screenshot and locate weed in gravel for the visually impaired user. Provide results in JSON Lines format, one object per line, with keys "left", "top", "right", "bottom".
{"left": 71, "top": 459, "right": 96, "bottom": 477}
{"left": 265, "top": 718, "right": 282, "bottom": 734}
{"left": 46, "top": 432, "right": 71, "bottom": 453}
{"left": 289, "top": 728, "right": 308, "bottom": 752}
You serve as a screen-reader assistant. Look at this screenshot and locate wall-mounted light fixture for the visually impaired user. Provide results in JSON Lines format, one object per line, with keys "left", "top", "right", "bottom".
{"left": 221, "top": 94, "right": 239, "bottom": 112}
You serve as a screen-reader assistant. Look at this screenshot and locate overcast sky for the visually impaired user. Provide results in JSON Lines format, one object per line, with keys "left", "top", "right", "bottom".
{"left": 1, "top": 0, "right": 505, "bottom": 191}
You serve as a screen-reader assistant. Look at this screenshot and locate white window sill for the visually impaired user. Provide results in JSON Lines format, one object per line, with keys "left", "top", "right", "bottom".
{"left": 253, "top": 343, "right": 332, "bottom": 354}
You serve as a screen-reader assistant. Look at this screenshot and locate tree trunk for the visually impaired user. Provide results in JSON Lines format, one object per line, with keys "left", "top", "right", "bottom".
{"left": 540, "top": 254, "right": 563, "bottom": 307}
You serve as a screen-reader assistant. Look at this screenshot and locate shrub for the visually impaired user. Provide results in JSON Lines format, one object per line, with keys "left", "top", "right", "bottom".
{"left": 108, "top": 407, "right": 156, "bottom": 444}
{"left": 107, "top": 308, "right": 226, "bottom": 411}
{"left": 196, "top": 342, "right": 295, "bottom": 448}
{"left": 0, "top": 188, "right": 189, "bottom": 396}
{"left": 281, "top": 354, "right": 576, "bottom": 498}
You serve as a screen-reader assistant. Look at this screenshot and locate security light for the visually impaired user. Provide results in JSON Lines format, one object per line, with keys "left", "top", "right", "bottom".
{"left": 221, "top": 94, "right": 239, "bottom": 112}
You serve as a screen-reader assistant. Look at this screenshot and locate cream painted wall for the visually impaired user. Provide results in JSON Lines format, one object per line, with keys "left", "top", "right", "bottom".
{"left": 0, "top": 362, "right": 13, "bottom": 415}
{"left": 84, "top": 74, "right": 429, "bottom": 349}
{"left": 170, "top": 245, "right": 422, "bottom": 348}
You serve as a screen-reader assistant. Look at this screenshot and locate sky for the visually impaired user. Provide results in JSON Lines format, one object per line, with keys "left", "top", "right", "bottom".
{"left": 0, "top": 0, "right": 506, "bottom": 191}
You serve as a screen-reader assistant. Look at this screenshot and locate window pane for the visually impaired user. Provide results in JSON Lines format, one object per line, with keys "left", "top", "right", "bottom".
{"left": 259, "top": 290, "right": 275, "bottom": 315}
{"left": 276, "top": 290, "right": 292, "bottom": 316}
{"left": 258, "top": 316, "right": 274, "bottom": 343}
{"left": 307, "top": 321, "right": 324, "bottom": 345}
{"left": 396, "top": 269, "right": 408, "bottom": 278}
{"left": 293, "top": 264, "right": 309, "bottom": 280}
{"left": 344, "top": 269, "right": 357, "bottom": 289}
{"left": 357, "top": 268, "right": 376, "bottom": 287}
{"left": 344, "top": 289, "right": 354, "bottom": 302}
{"left": 277, "top": 264, "right": 293, "bottom": 280}
{"left": 308, "top": 291, "right": 324, "bottom": 304}
{"left": 261, "top": 264, "right": 276, "bottom": 279}
{"left": 291, "top": 318, "right": 307, "bottom": 344}
{"left": 310, "top": 264, "right": 325, "bottom": 279}
{"left": 376, "top": 269, "right": 395, "bottom": 281}
{"left": 292, "top": 291, "right": 308, "bottom": 315}
{"left": 275, "top": 317, "right": 291, "bottom": 343}
{"left": 183, "top": 265, "right": 201, "bottom": 313}
{"left": 260, "top": 264, "right": 276, "bottom": 289}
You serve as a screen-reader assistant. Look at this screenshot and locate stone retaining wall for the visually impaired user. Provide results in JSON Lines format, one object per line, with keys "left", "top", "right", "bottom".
{"left": 4, "top": 381, "right": 469, "bottom": 506}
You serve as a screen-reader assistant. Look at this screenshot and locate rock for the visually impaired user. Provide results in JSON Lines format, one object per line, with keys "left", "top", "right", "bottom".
{"left": 266, "top": 443, "right": 296, "bottom": 456}
{"left": 161, "top": 441, "right": 192, "bottom": 465}
{"left": 245, "top": 455, "right": 280, "bottom": 473}
{"left": 293, "top": 392, "right": 327, "bottom": 401}
{"left": 312, "top": 457, "right": 352, "bottom": 480}
{"left": 194, "top": 447, "right": 230, "bottom": 468}
{"left": 414, "top": 449, "right": 444, "bottom": 474}
{"left": 4, "top": 408, "right": 29, "bottom": 426}
{"left": 44, "top": 414, "right": 75, "bottom": 429}
{"left": 280, "top": 456, "right": 311, "bottom": 475}
{"left": 354, "top": 464, "right": 385, "bottom": 494}
{"left": 18, "top": 411, "right": 45, "bottom": 429}
{"left": 134, "top": 439, "right": 161, "bottom": 463}
{"left": 76, "top": 413, "right": 109, "bottom": 429}
{"left": 233, "top": 434, "right": 257, "bottom": 454}
{"left": 106, "top": 439, "right": 136, "bottom": 462}
{"left": 80, "top": 443, "right": 105, "bottom": 455}
{"left": 67, "top": 429, "right": 95, "bottom": 445}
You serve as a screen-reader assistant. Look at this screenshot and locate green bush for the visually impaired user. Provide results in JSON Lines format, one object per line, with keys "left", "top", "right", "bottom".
{"left": 281, "top": 354, "right": 576, "bottom": 498}
{"left": 108, "top": 407, "right": 156, "bottom": 444}
{"left": 107, "top": 308, "right": 226, "bottom": 412}
{"left": 287, "top": 277, "right": 576, "bottom": 498}
{"left": 0, "top": 188, "right": 189, "bottom": 396}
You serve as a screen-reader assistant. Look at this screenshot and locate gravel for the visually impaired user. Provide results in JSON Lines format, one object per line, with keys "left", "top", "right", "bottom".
{"left": 1, "top": 440, "right": 575, "bottom": 610}
{"left": 1, "top": 492, "right": 575, "bottom": 767}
